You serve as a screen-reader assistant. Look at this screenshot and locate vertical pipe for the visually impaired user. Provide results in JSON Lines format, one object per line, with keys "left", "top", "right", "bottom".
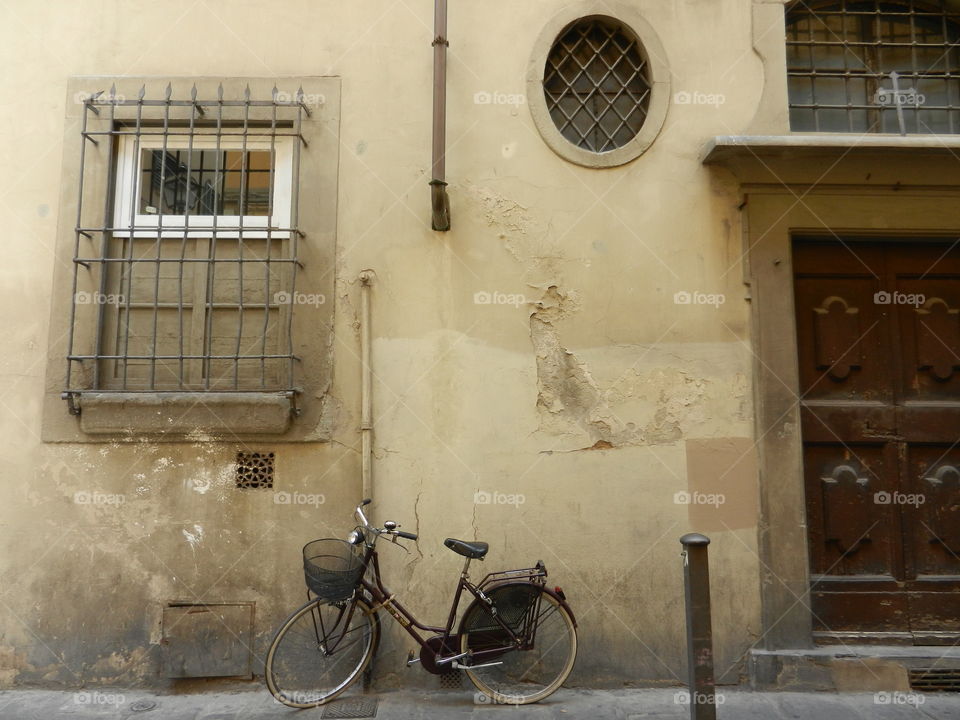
{"left": 680, "top": 533, "right": 717, "bottom": 720}
{"left": 430, "top": 0, "right": 450, "bottom": 231}
{"left": 432, "top": 0, "right": 447, "bottom": 183}
{"left": 359, "top": 270, "right": 375, "bottom": 501}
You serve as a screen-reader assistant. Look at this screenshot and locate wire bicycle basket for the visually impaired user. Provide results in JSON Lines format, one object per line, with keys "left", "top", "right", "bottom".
{"left": 302, "top": 539, "right": 365, "bottom": 602}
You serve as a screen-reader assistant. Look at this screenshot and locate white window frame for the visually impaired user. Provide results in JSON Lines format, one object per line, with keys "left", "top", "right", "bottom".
{"left": 112, "top": 134, "right": 294, "bottom": 238}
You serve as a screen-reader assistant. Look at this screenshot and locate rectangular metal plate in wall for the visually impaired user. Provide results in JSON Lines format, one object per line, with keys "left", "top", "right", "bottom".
{"left": 161, "top": 602, "right": 255, "bottom": 678}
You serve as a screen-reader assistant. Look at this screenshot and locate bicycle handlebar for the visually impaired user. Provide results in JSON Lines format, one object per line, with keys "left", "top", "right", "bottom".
{"left": 354, "top": 500, "right": 418, "bottom": 542}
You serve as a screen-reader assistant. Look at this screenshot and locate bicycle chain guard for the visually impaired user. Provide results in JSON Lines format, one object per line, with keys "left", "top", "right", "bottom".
{"left": 419, "top": 634, "right": 461, "bottom": 675}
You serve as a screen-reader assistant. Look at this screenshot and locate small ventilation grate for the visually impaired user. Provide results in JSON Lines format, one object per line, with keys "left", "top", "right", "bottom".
{"left": 235, "top": 452, "right": 275, "bottom": 489}
{"left": 321, "top": 696, "right": 379, "bottom": 719}
{"left": 438, "top": 670, "right": 462, "bottom": 689}
{"left": 910, "top": 668, "right": 960, "bottom": 692}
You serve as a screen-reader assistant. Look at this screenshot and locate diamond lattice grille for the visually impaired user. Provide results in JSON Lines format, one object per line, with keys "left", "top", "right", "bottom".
{"left": 543, "top": 18, "right": 652, "bottom": 153}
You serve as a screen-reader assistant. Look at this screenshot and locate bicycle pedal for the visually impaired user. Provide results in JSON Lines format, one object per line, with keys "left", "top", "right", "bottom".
{"left": 406, "top": 650, "right": 420, "bottom": 667}
{"left": 452, "top": 660, "right": 502, "bottom": 670}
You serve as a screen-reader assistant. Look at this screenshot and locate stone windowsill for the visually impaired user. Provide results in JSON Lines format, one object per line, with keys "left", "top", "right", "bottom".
{"left": 702, "top": 133, "right": 960, "bottom": 163}
{"left": 76, "top": 392, "right": 293, "bottom": 436}
{"left": 701, "top": 133, "right": 960, "bottom": 186}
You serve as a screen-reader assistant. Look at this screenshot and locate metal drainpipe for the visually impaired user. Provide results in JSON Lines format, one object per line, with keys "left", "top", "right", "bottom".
{"left": 430, "top": 0, "right": 451, "bottom": 231}
{"left": 359, "top": 270, "right": 375, "bottom": 500}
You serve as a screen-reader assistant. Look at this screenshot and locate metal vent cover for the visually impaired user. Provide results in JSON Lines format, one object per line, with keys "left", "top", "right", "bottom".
{"left": 321, "top": 696, "right": 379, "bottom": 718}
{"left": 543, "top": 16, "right": 651, "bottom": 153}
{"left": 910, "top": 668, "right": 960, "bottom": 692}
{"left": 438, "top": 670, "right": 462, "bottom": 689}
{"left": 235, "top": 451, "right": 274, "bottom": 488}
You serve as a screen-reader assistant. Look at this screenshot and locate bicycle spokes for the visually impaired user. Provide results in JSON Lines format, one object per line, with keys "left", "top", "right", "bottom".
{"left": 461, "top": 588, "right": 577, "bottom": 705}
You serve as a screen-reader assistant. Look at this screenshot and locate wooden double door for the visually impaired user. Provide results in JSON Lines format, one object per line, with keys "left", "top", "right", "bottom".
{"left": 794, "top": 239, "right": 960, "bottom": 643}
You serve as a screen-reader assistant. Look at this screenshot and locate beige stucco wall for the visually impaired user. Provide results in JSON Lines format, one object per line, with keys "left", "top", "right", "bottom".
{"left": 0, "top": 0, "right": 765, "bottom": 687}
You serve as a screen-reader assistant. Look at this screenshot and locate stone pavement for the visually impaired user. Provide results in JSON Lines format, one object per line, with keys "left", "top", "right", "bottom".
{"left": 0, "top": 687, "right": 957, "bottom": 719}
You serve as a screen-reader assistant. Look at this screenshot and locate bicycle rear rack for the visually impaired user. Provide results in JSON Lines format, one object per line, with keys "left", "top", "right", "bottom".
{"left": 477, "top": 560, "right": 547, "bottom": 589}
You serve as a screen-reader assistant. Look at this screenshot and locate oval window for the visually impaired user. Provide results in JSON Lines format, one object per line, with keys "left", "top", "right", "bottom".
{"left": 543, "top": 16, "right": 652, "bottom": 153}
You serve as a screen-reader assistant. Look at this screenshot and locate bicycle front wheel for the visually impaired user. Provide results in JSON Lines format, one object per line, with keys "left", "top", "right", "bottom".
{"left": 460, "top": 584, "right": 577, "bottom": 705}
{"left": 266, "top": 595, "right": 377, "bottom": 708}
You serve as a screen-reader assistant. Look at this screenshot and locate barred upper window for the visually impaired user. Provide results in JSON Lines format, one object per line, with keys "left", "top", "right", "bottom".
{"left": 786, "top": 1, "right": 960, "bottom": 134}
{"left": 65, "top": 85, "right": 308, "bottom": 400}
{"left": 543, "top": 16, "right": 652, "bottom": 153}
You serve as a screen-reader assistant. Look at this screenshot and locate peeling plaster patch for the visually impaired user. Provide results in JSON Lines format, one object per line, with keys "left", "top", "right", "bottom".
{"left": 464, "top": 181, "right": 532, "bottom": 236}
{"left": 778, "top": 420, "right": 797, "bottom": 440}
{"left": 530, "top": 291, "right": 728, "bottom": 451}
{"left": 0, "top": 646, "right": 34, "bottom": 685}
{"left": 530, "top": 286, "right": 640, "bottom": 450}
{"left": 182, "top": 524, "right": 204, "bottom": 549}
{"left": 89, "top": 649, "right": 145, "bottom": 677}
{"left": 187, "top": 474, "right": 211, "bottom": 494}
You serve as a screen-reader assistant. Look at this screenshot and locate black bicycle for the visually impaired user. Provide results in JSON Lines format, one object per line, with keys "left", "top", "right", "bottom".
{"left": 265, "top": 499, "right": 577, "bottom": 707}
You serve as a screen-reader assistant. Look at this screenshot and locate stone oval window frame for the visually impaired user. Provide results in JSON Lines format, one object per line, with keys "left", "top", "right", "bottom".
{"left": 527, "top": 2, "right": 670, "bottom": 168}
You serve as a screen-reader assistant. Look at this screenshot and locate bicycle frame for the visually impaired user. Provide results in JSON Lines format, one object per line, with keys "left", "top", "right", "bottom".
{"left": 354, "top": 540, "right": 547, "bottom": 667}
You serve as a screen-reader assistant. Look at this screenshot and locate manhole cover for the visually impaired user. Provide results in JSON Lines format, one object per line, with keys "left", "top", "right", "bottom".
{"left": 321, "top": 696, "right": 379, "bottom": 719}
{"left": 130, "top": 699, "right": 157, "bottom": 712}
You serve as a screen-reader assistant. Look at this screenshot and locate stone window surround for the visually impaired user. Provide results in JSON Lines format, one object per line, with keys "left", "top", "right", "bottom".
{"left": 41, "top": 76, "right": 341, "bottom": 443}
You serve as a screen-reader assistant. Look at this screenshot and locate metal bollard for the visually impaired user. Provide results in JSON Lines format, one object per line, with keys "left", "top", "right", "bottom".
{"left": 680, "top": 533, "right": 717, "bottom": 720}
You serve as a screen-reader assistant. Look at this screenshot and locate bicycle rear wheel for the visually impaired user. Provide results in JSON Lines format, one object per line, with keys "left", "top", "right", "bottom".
{"left": 266, "top": 595, "right": 377, "bottom": 708}
{"left": 460, "top": 584, "right": 577, "bottom": 705}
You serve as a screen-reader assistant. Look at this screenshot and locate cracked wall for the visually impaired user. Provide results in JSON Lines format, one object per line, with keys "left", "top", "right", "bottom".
{"left": 2, "top": 0, "right": 763, "bottom": 692}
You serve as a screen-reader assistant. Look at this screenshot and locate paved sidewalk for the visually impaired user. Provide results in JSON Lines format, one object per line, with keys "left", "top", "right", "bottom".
{"left": 0, "top": 687, "right": 957, "bottom": 719}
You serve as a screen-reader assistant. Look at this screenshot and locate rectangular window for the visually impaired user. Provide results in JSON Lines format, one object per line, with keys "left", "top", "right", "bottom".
{"left": 785, "top": 1, "right": 960, "bottom": 134}
{"left": 65, "top": 87, "right": 308, "bottom": 399}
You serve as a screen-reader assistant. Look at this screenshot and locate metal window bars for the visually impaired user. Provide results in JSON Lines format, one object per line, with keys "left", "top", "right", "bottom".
{"left": 786, "top": 0, "right": 960, "bottom": 134}
{"left": 543, "top": 17, "right": 651, "bottom": 153}
{"left": 64, "top": 83, "right": 309, "bottom": 411}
